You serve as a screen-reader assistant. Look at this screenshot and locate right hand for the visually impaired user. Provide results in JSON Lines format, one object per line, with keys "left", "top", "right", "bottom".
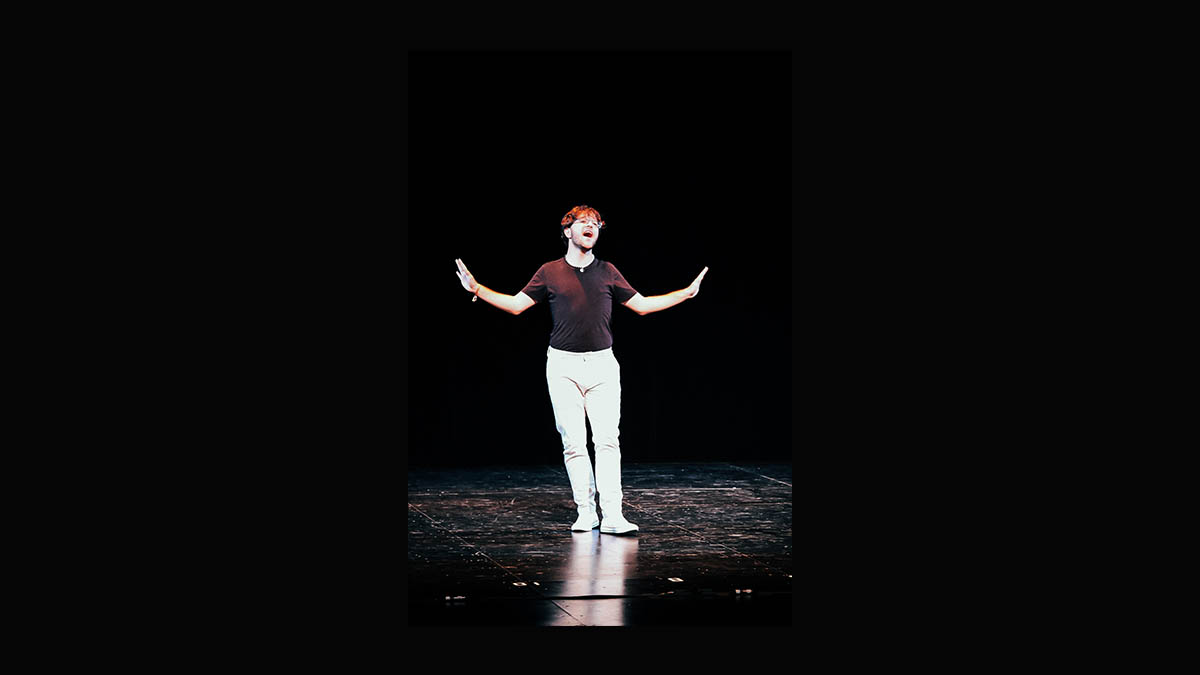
{"left": 455, "top": 258, "right": 479, "bottom": 295}
{"left": 685, "top": 266, "right": 709, "bottom": 299}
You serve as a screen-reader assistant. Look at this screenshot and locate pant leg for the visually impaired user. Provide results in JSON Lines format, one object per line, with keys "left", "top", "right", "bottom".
{"left": 546, "top": 350, "right": 596, "bottom": 514}
{"left": 584, "top": 351, "right": 623, "bottom": 517}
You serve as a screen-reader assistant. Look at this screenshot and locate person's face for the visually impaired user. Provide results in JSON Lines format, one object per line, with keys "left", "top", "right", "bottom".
{"left": 564, "top": 218, "right": 602, "bottom": 250}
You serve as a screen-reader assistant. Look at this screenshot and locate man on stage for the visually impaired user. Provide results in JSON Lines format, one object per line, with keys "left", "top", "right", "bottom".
{"left": 455, "top": 205, "right": 708, "bottom": 534}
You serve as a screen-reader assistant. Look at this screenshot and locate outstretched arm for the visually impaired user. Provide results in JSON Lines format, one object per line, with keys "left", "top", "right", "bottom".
{"left": 623, "top": 266, "right": 708, "bottom": 316}
{"left": 455, "top": 258, "right": 536, "bottom": 315}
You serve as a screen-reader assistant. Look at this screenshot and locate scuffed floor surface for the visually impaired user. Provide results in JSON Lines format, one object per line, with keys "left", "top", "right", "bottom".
{"left": 408, "top": 462, "right": 792, "bottom": 626}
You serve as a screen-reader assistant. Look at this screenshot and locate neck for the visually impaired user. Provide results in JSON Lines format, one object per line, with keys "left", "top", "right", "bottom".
{"left": 564, "top": 245, "right": 594, "bottom": 268}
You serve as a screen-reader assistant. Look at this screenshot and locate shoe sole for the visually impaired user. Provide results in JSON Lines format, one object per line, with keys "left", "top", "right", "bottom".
{"left": 571, "top": 520, "right": 600, "bottom": 532}
{"left": 600, "top": 526, "right": 639, "bottom": 534}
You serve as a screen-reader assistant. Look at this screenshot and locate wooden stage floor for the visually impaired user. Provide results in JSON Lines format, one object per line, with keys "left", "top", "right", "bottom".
{"left": 408, "top": 461, "right": 792, "bottom": 626}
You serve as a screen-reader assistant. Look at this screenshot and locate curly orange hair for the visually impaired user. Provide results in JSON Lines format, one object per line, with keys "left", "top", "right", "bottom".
{"left": 560, "top": 205, "right": 605, "bottom": 243}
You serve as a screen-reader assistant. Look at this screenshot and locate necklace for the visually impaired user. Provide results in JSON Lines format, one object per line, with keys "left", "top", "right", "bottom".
{"left": 567, "top": 255, "right": 594, "bottom": 272}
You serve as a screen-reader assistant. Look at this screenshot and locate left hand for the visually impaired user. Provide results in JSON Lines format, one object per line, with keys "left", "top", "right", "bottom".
{"left": 685, "top": 266, "right": 709, "bottom": 299}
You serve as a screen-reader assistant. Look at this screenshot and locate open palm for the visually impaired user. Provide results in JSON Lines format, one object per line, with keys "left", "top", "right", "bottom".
{"left": 455, "top": 258, "right": 479, "bottom": 294}
{"left": 685, "top": 266, "right": 709, "bottom": 298}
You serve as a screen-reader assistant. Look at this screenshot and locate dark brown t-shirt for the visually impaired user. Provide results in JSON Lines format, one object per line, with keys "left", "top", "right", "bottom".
{"left": 520, "top": 257, "right": 639, "bottom": 352}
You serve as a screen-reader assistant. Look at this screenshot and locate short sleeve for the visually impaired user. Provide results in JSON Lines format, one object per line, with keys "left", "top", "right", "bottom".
{"left": 608, "top": 263, "right": 638, "bottom": 304}
{"left": 520, "top": 265, "right": 548, "bottom": 303}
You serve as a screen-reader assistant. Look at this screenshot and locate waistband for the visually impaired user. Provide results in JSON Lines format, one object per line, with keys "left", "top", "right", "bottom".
{"left": 547, "top": 346, "right": 614, "bottom": 357}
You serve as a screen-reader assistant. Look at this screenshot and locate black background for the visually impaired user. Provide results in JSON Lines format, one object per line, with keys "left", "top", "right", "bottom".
{"left": 408, "top": 51, "right": 792, "bottom": 467}
{"left": 109, "top": 23, "right": 1076, "bottom": 644}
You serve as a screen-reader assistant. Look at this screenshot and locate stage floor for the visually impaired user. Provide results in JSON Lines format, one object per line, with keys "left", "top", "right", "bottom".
{"left": 408, "top": 461, "right": 792, "bottom": 626}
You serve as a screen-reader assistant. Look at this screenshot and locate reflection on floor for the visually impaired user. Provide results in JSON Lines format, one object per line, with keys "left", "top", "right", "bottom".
{"left": 408, "top": 461, "right": 792, "bottom": 626}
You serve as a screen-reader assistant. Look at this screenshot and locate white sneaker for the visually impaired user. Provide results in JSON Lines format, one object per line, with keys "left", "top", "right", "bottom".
{"left": 600, "top": 514, "right": 639, "bottom": 534}
{"left": 571, "top": 512, "right": 599, "bottom": 531}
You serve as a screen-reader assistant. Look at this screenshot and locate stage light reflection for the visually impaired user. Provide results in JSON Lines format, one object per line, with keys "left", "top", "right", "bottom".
{"left": 540, "top": 531, "right": 640, "bottom": 626}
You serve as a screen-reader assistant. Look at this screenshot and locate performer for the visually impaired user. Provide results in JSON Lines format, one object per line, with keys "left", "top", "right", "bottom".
{"left": 455, "top": 205, "right": 708, "bottom": 534}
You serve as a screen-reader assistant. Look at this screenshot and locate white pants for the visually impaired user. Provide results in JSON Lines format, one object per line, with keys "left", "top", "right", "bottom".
{"left": 546, "top": 346, "right": 624, "bottom": 518}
